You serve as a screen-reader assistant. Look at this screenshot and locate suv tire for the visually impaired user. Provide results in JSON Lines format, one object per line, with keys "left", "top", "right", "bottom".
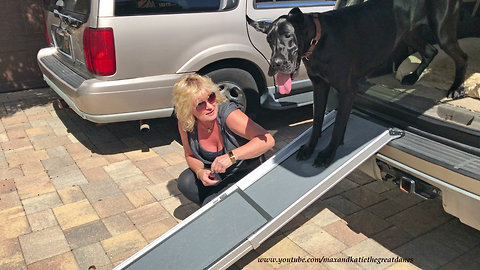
{"left": 205, "top": 68, "right": 260, "bottom": 118}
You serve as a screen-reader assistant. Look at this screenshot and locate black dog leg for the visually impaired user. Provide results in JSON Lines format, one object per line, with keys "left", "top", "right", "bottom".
{"left": 401, "top": 31, "right": 438, "bottom": 86}
{"left": 313, "top": 89, "right": 355, "bottom": 167}
{"left": 297, "top": 77, "right": 330, "bottom": 161}
{"left": 431, "top": 3, "right": 468, "bottom": 99}
{"left": 443, "top": 42, "right": 468, "bottom": 99}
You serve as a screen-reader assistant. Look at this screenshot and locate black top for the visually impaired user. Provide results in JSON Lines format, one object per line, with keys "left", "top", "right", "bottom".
{"left": 198, "top": 144, "right": 225, "bottom": 163}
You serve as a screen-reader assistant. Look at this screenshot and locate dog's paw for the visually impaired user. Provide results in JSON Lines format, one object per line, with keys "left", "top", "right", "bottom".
{"left": 296, "top": 144, "right": 314, "bottom": 161}
{"left": 447, "top": 85, "right": 467, "bottom": 100}
{"left": 313, "top": 148, "right": 336, "bottom": 167}
{"left": 401, "top": 73, "right": 419, "bottom": 86}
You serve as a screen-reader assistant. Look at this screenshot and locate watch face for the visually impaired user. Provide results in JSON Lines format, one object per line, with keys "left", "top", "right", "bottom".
{"left": 228, "top": 151, "right": 236, "bottom": 163}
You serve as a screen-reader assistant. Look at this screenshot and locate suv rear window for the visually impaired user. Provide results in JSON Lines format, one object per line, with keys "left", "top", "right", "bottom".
{"left": 115, "top": 0, "right": 237, "bottom": 16}
{"left": 44, "top": 0, "right": 90, "bottom": 15}
{"left": 255, "top": 0, "right": 336, "bottom": 8}
{"left": 44, "top": 0, "right": 90, "bottom": 22}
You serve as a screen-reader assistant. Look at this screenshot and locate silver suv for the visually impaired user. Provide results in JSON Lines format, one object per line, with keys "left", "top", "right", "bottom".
{"left": 38, "top": 0, "right": 480, "bottom": 232}
{"left": 37, "top": 0, "right": 336, "bottom": 123}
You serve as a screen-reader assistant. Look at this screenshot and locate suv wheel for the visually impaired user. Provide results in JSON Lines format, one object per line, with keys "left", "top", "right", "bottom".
{"left": 205, "top": 68, "right": 259, "bottom": 118}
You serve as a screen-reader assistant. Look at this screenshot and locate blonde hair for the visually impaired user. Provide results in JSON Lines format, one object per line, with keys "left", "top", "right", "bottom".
{"left": 173, "top": 74, "right": 227, "bottom": 132}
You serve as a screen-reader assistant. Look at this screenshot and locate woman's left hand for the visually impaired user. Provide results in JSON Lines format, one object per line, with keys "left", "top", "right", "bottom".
{"left": 211, "top": 153, "right": 233, "bottom": 173}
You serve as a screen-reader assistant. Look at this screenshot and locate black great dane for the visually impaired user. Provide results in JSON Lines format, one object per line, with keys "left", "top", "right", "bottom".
{"left": 247, "top": 0, "right": 467, "bottom": 167}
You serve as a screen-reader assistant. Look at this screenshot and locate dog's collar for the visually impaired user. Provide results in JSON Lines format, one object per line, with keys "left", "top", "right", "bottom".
{"left": 302, "top": 14, "right": 321, "bottom": 60}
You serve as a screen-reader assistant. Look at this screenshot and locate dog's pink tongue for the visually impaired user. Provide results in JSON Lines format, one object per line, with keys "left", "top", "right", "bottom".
{"left": 276, "top": 73, "right": 292, "bottom": 95}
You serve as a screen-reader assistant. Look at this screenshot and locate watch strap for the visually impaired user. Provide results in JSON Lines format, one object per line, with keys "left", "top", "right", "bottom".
{"left": 228, "top": 151, "right": 236, "bottom": 164}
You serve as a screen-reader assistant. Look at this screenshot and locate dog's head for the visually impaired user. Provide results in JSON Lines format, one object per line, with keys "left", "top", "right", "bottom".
{"left": 247, "top": 8, "right": 307, "bottom": 94}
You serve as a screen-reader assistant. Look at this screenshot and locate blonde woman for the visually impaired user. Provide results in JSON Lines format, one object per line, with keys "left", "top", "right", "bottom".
{"left": 173, "top": 74, "right": 275, "bottom": 206}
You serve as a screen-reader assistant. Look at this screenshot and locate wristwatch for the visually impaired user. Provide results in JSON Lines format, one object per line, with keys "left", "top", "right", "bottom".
{"left": 228, "top": 151, "right": 236, "bottom": 164}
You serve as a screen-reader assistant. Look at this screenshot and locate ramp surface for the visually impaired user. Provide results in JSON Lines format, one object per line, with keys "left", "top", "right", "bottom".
{"left": 115, "top": 113, "right": 401, "bottom": 270}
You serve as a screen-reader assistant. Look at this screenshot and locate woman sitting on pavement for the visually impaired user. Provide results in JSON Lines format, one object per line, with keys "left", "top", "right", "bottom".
{"left": 173, "top": 74, "right": 275, "bottom": 206}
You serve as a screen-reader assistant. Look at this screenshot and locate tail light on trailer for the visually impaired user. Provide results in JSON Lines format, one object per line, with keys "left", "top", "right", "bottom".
{"left": 83, "top": 28, "right": 116, "bottom": 76}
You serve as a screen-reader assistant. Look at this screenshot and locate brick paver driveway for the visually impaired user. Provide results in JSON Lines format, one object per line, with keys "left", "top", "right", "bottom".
{"left": 1, "top": 88, "right": 479, "bottom": 270}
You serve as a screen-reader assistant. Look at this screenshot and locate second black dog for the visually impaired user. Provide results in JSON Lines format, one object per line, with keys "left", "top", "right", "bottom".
{"left": 248, "top": 0, "right": 467, "bottom": 167}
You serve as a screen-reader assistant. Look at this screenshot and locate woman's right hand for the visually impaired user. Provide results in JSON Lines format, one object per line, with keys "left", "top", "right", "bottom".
{"left": 197, "top": 168, "right": 219, "bottom": 186}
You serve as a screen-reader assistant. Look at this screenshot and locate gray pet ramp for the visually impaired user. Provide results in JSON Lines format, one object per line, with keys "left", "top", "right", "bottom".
{"left": 114, "top": 111, "right": 401, "bottom": 270}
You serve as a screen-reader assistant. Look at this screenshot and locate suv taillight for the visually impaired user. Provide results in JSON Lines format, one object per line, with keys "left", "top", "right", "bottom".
{"left": 42, "top": 12, "right": 51, "bottom": 46}
{"left": 83, "top": 28, "right": 116, "bottom": 76}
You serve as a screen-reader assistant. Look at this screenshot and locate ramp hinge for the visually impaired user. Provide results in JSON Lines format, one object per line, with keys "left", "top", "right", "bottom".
{"left": 389, "top": 128, "right": 405, "bottom": 138}
{"left": 212, "top": 193, "right": 228, "bottom": 205}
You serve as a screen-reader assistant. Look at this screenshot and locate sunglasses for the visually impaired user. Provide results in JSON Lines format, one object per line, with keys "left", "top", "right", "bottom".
{"left": 195, "top": 92, "right": 216, "bottom": 112}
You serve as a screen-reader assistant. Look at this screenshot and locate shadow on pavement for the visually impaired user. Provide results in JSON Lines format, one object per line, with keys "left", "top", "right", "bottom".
{"left": 232, "top": 170, "right": 480, "bottom": 270}
{"left": 53, "top": 101, "right": 181, "bottom": 155}
{"left": 0, "top": 88, "right": 58, "bottom": 117}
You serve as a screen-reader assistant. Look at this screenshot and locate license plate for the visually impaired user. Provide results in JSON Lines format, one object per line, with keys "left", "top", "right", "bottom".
{"left": 53, "top": 26, "right": 73, "bottom": 58}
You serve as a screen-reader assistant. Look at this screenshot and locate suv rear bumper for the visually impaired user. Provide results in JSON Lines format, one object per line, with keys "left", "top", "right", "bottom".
{"left": 357, "top": 128, "right": 480, "bottom": 230}
{"left": 37, "top": 47, "right": 182, "bottom": 123}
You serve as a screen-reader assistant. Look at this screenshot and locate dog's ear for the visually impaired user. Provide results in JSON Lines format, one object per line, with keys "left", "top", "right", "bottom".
{"left": 287, "top": 7, "right": 304, "bottom": 25}
{"left": 246, "top": 15, "right": 271, "bottom": 34}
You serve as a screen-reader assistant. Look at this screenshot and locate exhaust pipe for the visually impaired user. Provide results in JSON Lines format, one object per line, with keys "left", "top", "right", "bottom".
{"left": 139, "top": 120, "right": 150, "bottom": 133}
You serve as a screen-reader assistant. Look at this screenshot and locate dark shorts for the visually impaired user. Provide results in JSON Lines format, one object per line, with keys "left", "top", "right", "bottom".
{"left": 177, "top": 156, "right": 264, "bottom": 206}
